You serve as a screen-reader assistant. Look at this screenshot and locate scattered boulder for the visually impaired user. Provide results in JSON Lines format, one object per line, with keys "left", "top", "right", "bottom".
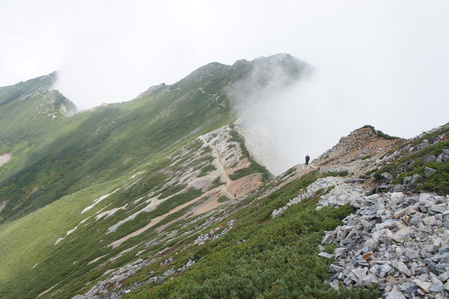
{"left": 415, "top": 140, "right": 430, "bottom": 151}
{"left": 319, "top": 184, "right": 449, "bottom": 298}
{"left": 411, "top": 174, "right": 424, "bottom": 185}
{"left": 423, "top": 154, "right": 436, "bottom": 163}
{"left": 425, "top": 167, "right": 436, "bottom": 177}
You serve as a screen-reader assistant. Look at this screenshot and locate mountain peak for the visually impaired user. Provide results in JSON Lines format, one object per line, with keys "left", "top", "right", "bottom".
{"left": 0, "top": 71, "right": 59, "bottom": 107}
{"left": 175, "top": 62, "right": 230, "bottom": 88}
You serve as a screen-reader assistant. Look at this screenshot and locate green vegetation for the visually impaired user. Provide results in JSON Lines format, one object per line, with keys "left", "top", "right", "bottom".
{"left": 374, "top": 139, "right": 449, "bottom": 194}
{"left": 363, "top": 125, "right": 399, "bottom": 140}
{"left": 0, "top": 64, "right": 237, "bottom": 297}
{"left": 210, "top": 177, "right": 222, "bottom": 190}
{"left": 123, "top": 171, "right": 380, "bottom": 298}
{"left": 0, "top": 57, "right": 388, "bottom": 299}
{"left": 0, "top": 63, "right": 233, "bottom": 222}
{"left": 217, "top": 195, "right": 229, "bottom": 203}
{"left": 411, "top": 126, "right": 449, "bottom": 147}
{"left": 159, "top": 184, "right": 188, "bottom": 199}
{"left": 198, "top": 164, "right": 216, "bottom": 177}
{"left": 229, "top": 128, "right": 272, "bottom": 181}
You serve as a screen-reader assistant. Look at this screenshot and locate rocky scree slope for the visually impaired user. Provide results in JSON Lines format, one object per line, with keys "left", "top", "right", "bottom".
{"left": 272, "top": 123, "right": 449, "bottom": 299}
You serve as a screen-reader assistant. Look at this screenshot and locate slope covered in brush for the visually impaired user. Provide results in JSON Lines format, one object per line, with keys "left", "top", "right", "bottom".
{"left": 0, "top": 54, "right": 310, "bottom": 298}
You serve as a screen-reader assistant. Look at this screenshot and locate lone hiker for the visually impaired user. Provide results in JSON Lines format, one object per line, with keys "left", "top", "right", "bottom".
{"left": 305, "top": 154, "right": 310, "bottom": 165}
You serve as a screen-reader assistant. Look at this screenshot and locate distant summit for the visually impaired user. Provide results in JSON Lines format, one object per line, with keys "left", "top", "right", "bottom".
{"left": 0, "top": 71, "right": 58, "bottom": 107}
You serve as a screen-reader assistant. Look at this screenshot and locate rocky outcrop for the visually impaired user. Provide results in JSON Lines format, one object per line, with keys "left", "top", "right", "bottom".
{"left": 375, "top": 140, "right": 449, "bottom": 194}
{"left": 315, "top": 127, "right": 400, "bottom": 167}
{"left": 321, "top": 190, "right": 449, "bottom": 298}
{"left": 193, "top": 219, "right": 236, "bottom": 245}
{"left": 269, "top": 168, "right": 449, "bottom": 299}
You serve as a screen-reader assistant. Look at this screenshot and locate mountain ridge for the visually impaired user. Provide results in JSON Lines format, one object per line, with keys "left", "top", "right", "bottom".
{"left": 0, "top": 54, "right": 447, "bottom": 298}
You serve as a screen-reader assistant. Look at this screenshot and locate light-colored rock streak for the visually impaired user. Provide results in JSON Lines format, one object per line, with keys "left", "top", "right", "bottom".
{"left": 81, "top": 189, "right": 119, "bottom": 214}
{"left": 0, "top": 152, "right": 12, "bottom": 168}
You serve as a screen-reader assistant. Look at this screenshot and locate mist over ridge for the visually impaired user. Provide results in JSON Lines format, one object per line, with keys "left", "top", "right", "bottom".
{"left": 224, "top": 54, "right": 358, "bottom": 174}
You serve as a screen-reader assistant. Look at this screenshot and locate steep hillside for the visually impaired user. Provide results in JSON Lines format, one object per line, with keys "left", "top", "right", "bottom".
{"left": 0, "top": 54, "right": 306, "bottom": 223}
{"left": 0, "top": 54, "right": 447, "bottom": 299}
{"left": 68, "top": 123, "right": 447, "bottom": 299}
{"left": 0, "top": 54, "right": 308, "bottom": 298}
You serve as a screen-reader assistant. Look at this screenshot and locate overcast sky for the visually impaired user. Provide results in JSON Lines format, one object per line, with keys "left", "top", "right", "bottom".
{"left": 1, "top": 0, "right": 448, "bottom": 141}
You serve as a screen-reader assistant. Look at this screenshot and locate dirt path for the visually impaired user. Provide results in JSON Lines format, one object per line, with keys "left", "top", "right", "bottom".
{"left": 109, "top": 137, "right": 233, "bottom": 248}
{"left": 108, "top": 133, "right": 265, "bottom": 248}
{"left": 198, "top": 136, "right": 234, "bottom": 199}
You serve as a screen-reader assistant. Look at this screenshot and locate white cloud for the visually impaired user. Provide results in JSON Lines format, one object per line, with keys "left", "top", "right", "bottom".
{"left": 0, "top": 0, "right": 448, "bottom": 139}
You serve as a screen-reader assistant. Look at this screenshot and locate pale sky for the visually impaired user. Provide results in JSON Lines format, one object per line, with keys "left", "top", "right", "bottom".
{"left": 1, "top": 0, "right": 448, "bottom": 142}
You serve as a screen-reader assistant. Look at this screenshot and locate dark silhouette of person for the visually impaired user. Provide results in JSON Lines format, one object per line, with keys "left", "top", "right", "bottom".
{"left": 305, "top": 155, "right": 310, "bottom": 165}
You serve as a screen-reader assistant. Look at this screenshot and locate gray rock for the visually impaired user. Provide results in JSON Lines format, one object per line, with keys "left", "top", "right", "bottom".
{"left": 419, "top": 192, "right": 434, "bottom": 202}
{"left": 380, "top": 264, "right": 393, "bottom": 278}
{"left": 155, "top": 276, "right": 164, "bottom": 285}
{"left": 403, "top": 250, "right": 419, "bottom": 261}
{"left": 429, "top": 281, "right": 444, "bottom": 293}
{"left": 322, "top": 233, "right": 334, "bottom": 244}
{"left": 444, "top": 281, "right": 449, "bottom": 291}
{"left": 443, "top": 153, "right": 449, "bottom": 163}
{"left": 403, "top": 176, "right": 412, "bottom": 185}
{"left": 366, "top": 194, "right": 380, "bottom": 201}
{"left": 381, "top": 172, "right": 394, "bottom": 181}
{"left": 430, "top": 204, "right": 447, "bottom": 214}
{"left": 160, "top": 257, "right": 173, "bottom": 265}
{"left": 149, "top": 276, "right": 164, "bottom": 285}
{"left": 162, "top": 269, "right": 176, "bottom": 276}
{"left": 385, "top": 286, "right": 407, "bottom": 299}
{"left": 329, "top": 264, "right": 345, "bottom": 273}
{"left": 422, "top": 216, "right": 437, "bottom": 226}
{"left": 334, "top": 247, "right": 347, "bottom": 257}
{"left": 425, "top": 167, "right": 436, "bottom": 177}
{"left": 393, "top": 260, "right": 412, "bottom": 277}
{"left": 378, "top": 184, "right": 391, "bottom": 192}
{"left": 438, "top": 271, "right": 449, "bottom": 282}
{"left": 318, "top": 252, "right": 333, "bottom": 259}
{"left": 416, "top": 140, "right": 430, "bottom": 151}
{"left": 416, "top": 281, "right": 432, "bottom": 293}
{"left": 411, "top": 174, "right": 424, "bottom": 185}
{"left": 391, "top": 185, "right": 406, "bottom": 193}
{"left": 423, "top": 154, "right": 436, "bottom": 163}
{"left": 351, "top": 267, "right": 368, "bottom": 283}
{"left": 439, "top": 245, "right": 449, "bottom": 254}
{"left": 392, "top": 227, "right": 414, "bottom": 243}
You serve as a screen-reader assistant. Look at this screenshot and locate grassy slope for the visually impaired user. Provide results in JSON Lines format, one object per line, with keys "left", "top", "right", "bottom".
{"left": 0, "top": 180, "right": 119, "bottom": 298}
{"left": 121, "top": 172, "right": 379, "bottom": 298}
{"left": 0, "top": 55, "right": 319, "bottom": 298}
{"left": 0, "top": 66, "right": 232, "bottom": 222}
{"left": 0, "top": 65, "right": 235, "bottom": 297}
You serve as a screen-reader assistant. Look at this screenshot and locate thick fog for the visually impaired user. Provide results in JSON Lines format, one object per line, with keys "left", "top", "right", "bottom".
{"left": 227, "top": 56, "right": 355, "bottom": 174}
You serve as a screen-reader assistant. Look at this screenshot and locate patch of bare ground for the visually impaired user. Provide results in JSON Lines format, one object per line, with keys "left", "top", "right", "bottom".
{"left": 315, "top": 127, "right": 403, "bottom": 177}
{"left": 0, "top": 152, "right": 11, "bottom": 168}
{"left": 107, "top": 126, "right": 265, "bottom": 248}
